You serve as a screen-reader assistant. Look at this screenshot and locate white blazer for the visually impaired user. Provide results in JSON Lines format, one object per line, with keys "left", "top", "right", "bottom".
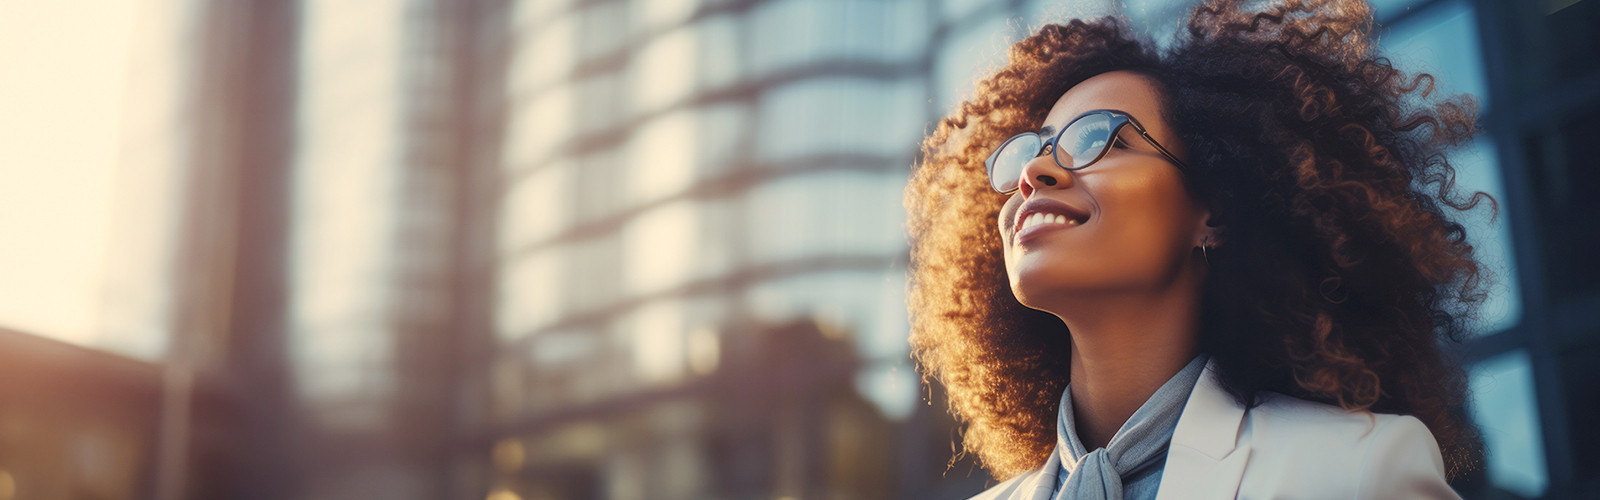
{"left": 969, "top": 359, "right": 1460, "bottom": 499}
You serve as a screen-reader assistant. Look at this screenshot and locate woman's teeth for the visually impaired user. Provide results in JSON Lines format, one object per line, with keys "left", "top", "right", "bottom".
{"left": 1021, "top": 212, "right": 1080, "bottom": 231}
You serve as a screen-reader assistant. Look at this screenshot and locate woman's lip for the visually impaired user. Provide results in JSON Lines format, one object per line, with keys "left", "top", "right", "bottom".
{"left": 1014, "top": 198, "right": 1092, "bottom": 232}
{"left": 1013, "top": 218, "right": 1082, "bottom": 245}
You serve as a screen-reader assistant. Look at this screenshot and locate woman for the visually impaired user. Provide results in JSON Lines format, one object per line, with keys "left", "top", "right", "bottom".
{"left": 905, "top": 0, "right": 1492, "bottom": 498}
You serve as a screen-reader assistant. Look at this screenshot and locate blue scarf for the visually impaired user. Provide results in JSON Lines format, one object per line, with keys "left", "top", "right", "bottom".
{"left": 1050, "top": 354, "right": 1210, "bottom": 500}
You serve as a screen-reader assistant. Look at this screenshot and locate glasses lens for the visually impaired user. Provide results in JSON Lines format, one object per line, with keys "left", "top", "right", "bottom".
{"left": 1057, "top": 112, "right": 1114, "bottom": 170}
{"left": 987, "top": 133, "right": 1042, "bottom": 193}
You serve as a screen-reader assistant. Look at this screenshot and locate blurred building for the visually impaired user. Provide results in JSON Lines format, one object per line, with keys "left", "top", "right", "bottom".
{"left": 0, "top": 0, "right": 1595, "bottom": 499}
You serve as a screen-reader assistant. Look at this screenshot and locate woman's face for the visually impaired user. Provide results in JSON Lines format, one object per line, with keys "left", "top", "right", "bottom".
{"left": 999, "top": 70, "right": 1211, "bottom": 311}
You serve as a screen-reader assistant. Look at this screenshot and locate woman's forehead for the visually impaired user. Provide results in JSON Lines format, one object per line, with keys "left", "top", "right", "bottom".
{"left": 1042, "top": 71, "right": 1165, "bottom": 129}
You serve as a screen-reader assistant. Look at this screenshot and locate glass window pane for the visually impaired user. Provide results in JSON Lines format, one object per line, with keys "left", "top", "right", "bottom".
{"left": 1380, "top": 0, "right": 1489, "bottom": 109}
{"left": 854, "top": 361, "right": 920, "bottom": 420}
{"left": 502, "top": 84, "right": 573, "bottom": 172}
{"left": 621, "top": 202, "right": 697, "bottom": 295}
{"left": 885, "top": 0, "right": 933, "bottom": 63}
{"left": 940, "top": 0, "right": 1008, "bottom": 24}
{"left": 631, "top": 0, "right": 698, "bottom": 34}
{"left": 620, "top": 200, "right": 730, "bottom": 296}
{"left": 1121, "top": 0, "right": 1202, "bottom": 43}
{"left": 1370, "top": 0, "right": 1433, "bottom": 22}
{"left": 1448, "top": 141, "right": 1522, "bottom": 335}
{"left": 572, "top": 149, "right": 626, "bottom": 225}
{"left": 746, "top": 0, "right": 832, "bottom": 76}
{"left": 497, "top": 249, "right": 562, "bottom": 341}
{"left": 291, "top": 0, "right": 406, "bottom": 418}
{"left": 1023, "top": 0, "right": 1118, "bottom": 27}
{"left": 0, "top": 0, "right": 186, "bottom": 360}
{"left": 629, "top": 25, "right": 698, "bottom": 114}
{"left": 863, "top": 270, "right": 910, "bottom": 360}
{"left": 743, "top": 179, "right": 809, "bottom": 263}
{"left": 755, "top": 78, "right": 924, "bottom": 162}
{"left": 1468, "top": 349, "right": 1550, "bottom": 498}
{"left": 744, "top": 269, "right": 905, "bottom": 360}
{"left": 697, "top": 103, "right": 750, "bottom": 179}
{"left": 512, "top": 0, "right": 572, "bottom": 28}
{"left": 626, "top": 110, "right": 699, "bottom": 203}
{"left": 626, "top": 299, "right": 689, "bottom": 383}
{"left": 97, "top": 0, "right": 197, "bottom": 360}
{"left": 743, "top": 172, "right": 907, "bottom": 264}
{"left": 748, "top": 0, "right": 927, "bottom": 77}
{"left": 1382, "top": 1, "right": 1516, "bottom": 334}
{"left": 507, "top": 13, "right": 575, "bottom": 97}
{"left": 501, "top": 161, "right": 572, "bottom": 256}
{"left": 578, "top": 1, "right": 627, "bottom": 62}
{"left": 697, "top": 15, "right": 742, "bottom": 91}
{"left": 568, "top": 233, "right": 622, "bottom": 314}
{"left": 576, "top": 71, "right": 625, "bottom": 136}
{"left": 934, "top": 15, "right": 1015, "bottom": 115}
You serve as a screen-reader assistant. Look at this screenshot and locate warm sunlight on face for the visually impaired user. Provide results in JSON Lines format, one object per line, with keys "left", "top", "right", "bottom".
{"left": 997, "top": 71, "right": 1208, "bottom": 312}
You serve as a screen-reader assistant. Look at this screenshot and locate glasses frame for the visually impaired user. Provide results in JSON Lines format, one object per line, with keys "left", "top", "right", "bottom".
{"left": 983, "top": 109, "right": 1189, "bottom": 194}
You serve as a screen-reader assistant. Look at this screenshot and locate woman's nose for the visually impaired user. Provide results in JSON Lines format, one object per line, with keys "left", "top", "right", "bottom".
{"left": 1016, "top": 153, "right": 1072, "bottom": 198}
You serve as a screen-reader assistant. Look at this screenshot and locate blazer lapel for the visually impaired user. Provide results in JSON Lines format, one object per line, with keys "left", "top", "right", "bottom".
{"left": 1026, "top": 450, "right": 1060, "bottom": 500}
{"left": 1154, "top": 359, "right": 1252, "bottom": 500}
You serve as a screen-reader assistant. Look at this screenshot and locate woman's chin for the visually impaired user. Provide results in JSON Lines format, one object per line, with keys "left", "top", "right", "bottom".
{"left": 1011, "top": 266, "right": 1136, "bottom": 308}
{"left": 1010, "top": 274, "right": 1079, "bottom": 310}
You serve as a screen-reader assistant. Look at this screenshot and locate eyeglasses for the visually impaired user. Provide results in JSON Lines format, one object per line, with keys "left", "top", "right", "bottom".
{"left": 983, "top": 109, "right": 1188, "bottom": 194}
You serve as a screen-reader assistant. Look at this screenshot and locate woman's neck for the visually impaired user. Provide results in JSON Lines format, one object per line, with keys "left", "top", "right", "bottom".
{"left": 1058, "top": 284, "right": 1203, "bottom": 451}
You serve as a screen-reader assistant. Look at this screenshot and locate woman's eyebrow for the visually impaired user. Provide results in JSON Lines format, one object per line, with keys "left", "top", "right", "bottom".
{"left": 1040, "top": 110, "right": 1097, "bottom": 136}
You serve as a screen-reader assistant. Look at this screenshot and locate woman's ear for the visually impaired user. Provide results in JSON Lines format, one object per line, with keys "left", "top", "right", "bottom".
{"left": 1195, "top": 211, "right": 1225, "bottom": 248}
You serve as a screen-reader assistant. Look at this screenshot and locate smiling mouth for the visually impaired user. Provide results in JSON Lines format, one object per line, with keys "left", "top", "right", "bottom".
{"left": 1018, "top": 211, "right": 1084, "bottom": 232}
{"left": 1013, "top": 211, "right": 1090, "bottom": 245}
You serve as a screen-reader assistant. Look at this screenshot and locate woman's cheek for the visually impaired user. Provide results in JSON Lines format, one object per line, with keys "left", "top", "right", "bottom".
{"left": 1097, "top": 191, "right": 1184, "bottom": 277}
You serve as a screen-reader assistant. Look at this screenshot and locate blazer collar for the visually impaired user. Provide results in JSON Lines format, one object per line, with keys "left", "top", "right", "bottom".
{"left": 1153, "top": 358, "right": 1252, "bottom": 500}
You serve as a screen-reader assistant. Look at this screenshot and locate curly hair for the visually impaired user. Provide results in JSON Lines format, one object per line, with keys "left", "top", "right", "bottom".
{"left": 905, "top": 0, "right": 1493, "bottom": 481}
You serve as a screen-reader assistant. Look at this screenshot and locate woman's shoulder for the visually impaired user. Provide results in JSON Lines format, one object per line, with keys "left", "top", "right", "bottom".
{"left": 1246, "top": 390, "right": 1422, "bottom": 445}
{"left": 1239, "top": 391, "right": 1456, "bottom": 498}
{"left": 1243, "top": 390, "right": 1425, "bottom": 462}
{"left": 1250, "top": 390, "right": 1391, "bottom": 431}
{"left": 965, "top": 467, "right": 1047, "bottom": 500}
{"left": 962, "top": 392, "right": 1456, "bottom": 500}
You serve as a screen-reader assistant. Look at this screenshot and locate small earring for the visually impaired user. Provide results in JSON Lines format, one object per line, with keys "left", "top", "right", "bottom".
{"left": 1201, "top": 236, "right": 1210, "bottom": 265}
